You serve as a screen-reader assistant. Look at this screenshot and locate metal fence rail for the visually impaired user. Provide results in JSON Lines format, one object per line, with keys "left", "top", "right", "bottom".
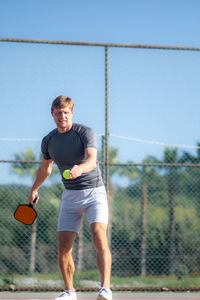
{"left": 1, "top": 37, "right": 200, "bottom": 51}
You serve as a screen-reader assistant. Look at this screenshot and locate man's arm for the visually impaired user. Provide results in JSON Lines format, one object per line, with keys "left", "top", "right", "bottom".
{"left": 70, "top": 147, "right": 97, "bottom": 179}
{"left": 29, "top": 158, "right": 54, "bottom": 204}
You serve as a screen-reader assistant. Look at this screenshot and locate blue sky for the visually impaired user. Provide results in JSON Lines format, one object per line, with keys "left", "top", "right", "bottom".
{"left": 0, "top": 0, "right": 200, "bottom": 184}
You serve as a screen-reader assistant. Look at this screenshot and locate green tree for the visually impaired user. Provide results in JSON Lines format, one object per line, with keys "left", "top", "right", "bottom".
{"left": 179, "top": 142, "right": 200, "bottom": 216}
{"left": 137, "top": 148, "right": 182, "bottom": 275}
{"left": 11, "top": 148, "right": 59, "bottom": 273}
{"left": 157, "top": 148, "right": 181, "bottom": 275}
{"left": 180, "top": 142, "right": 200, "bottom": 164}
{"left": 0, "top": 184, "right": 30, "bottom": 274}
{"left": 11, "top": 148, "right": 41, "bottom": 273}
{"left": 119, "top": 155, "right": 160, "bottom": 275}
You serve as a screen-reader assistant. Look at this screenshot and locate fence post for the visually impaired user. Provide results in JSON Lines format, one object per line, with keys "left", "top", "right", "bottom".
{"left": 105, "top": 46, "right": 111, "bottom": 243}
{"left": 105, "top": 46, "right": 109, "bottom": 194}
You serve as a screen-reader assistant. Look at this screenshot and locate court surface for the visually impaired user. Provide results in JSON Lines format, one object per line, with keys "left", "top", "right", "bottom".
{"left": 1, "top": 292, "right": 200, "bottom": 300}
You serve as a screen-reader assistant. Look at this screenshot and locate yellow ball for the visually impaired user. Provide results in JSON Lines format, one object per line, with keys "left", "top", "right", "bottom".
{"left": 63, "top": 169, "right": 70, "bottom": 179}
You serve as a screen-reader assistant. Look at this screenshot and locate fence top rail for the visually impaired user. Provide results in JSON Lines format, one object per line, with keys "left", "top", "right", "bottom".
{"left": 112, "top": 162, "right": 200, "bottom": 167}
{"left": 0, "top": 160, "right": 42, "bottom": 163}
{"left": 1, "top": 37, "right": 200, "bottom": 51}
{"left": 1, "top": 159, "right": 200, "bottom": 167}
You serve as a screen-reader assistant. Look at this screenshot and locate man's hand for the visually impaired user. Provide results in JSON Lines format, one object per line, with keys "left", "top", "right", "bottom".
{"left": 69, "top": 148, "right": 97, "bottom": 179}
{"left": 70, "top": 164, "right": 84, "bottom": 179}
{"left": 29, "top": 191, "right": 39, "bottom": 205}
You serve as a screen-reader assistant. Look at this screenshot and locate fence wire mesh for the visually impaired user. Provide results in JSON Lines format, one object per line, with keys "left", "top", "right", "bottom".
{"left": 0, "top": 159, "right": 200, "bottom": 289}
{"left": 1, "top": 38, "right": 200, "bottom": 291}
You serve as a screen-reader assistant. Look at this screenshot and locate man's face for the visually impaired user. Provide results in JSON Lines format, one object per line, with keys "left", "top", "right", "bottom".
{"left": 51, "top": 106, "right": 74, "bottom": 132}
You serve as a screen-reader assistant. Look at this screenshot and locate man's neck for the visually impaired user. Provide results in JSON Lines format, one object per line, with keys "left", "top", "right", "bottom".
{"left": 57, "top": 123, "right": 73, "bottom": 133}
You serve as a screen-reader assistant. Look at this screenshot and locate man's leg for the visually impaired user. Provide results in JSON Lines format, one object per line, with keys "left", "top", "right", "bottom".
{"left": 58, "top": 231, "right": 77, "bottom": 290}
{"left": 90, "top": 222, "right": 112, "bottom": 288}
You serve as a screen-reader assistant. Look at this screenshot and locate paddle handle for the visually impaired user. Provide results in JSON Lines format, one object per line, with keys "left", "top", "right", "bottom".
{"left": 29, "top": 195, "right": 38, "bottom": 208}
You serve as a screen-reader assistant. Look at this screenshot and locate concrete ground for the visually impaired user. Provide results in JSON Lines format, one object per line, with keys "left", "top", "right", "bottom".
{"left": 0, "top": 291, "right": 200, "bottom": 300}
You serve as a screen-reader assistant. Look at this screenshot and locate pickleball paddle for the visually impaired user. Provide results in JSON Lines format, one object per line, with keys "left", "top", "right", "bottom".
{"left": 14, "top": 196, "right": 38, "bottom": 225}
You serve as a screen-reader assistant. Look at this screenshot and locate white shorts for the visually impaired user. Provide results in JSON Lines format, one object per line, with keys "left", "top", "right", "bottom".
{"left": 57, "top": 186, "right": 108, "bottom": 233}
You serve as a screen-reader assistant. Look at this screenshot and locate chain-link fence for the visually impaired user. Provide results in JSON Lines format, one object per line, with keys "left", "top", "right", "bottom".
{"left": 1, "top": 158, "right": 200, "bottom": 289}
{"left": 1, "top": 38, "right": 200, "bottom": 290}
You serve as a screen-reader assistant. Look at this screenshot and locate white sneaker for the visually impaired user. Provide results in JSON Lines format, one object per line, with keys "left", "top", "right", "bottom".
{"left": 96, "top": 287, "right": 112, "bottom": 300}
{"left": 54, "top": 290, "right": 77, "bottom": 300}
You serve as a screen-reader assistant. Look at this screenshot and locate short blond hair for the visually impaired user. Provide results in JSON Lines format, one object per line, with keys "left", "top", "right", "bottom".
{"left": 51, "top": 95, "right": 74, "bottom": 112}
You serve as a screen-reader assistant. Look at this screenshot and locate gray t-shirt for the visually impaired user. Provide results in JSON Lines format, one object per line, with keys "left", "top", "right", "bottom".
{"left": 41, "top": 123, "right": 103, "bottom": 190}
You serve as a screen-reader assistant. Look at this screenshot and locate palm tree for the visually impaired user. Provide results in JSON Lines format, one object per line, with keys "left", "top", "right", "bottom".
{"left": 140, "top": 156, "right": 160, "bottom": 276}
{"left": 11, "top": 148, "right": 59, "bottom": 273}
{"left": 12, "top": 148, "right": 41, "bottom": 273}
{"left": 119, "top": 155, "right": 159, "bottom": 275}
{"left": 141, "top": 148, "right": 181, "bottom": 275}
{"left": 163, "top": 148, "right": 181, "bottom": 275}
{"left": 179, "top": 142, "right": 200, "bottom": 216}
{"left": 180, "top": 142, "right": 200, "bottom": 164}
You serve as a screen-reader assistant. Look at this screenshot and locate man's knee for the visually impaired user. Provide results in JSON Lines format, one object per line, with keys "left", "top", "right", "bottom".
{"left": 58, "top": 244, "right": 73, "bottom": 256}
{"left": 58, "top": 231, "right": 76, "bottom": 256}
{"left": 91, "top": 223, "right": 109, "bottom": 250}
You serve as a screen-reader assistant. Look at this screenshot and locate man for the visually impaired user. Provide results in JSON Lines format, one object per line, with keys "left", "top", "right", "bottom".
{"left": 28, "top": 95, "right": 112, "bottom": 300}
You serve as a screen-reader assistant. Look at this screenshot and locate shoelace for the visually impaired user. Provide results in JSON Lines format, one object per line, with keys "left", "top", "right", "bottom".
{"left": 99, "top": 287, "right": 109, "bottom": 294}
{"left": 59, "top": 290, "right": 71, "bottom": 297}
